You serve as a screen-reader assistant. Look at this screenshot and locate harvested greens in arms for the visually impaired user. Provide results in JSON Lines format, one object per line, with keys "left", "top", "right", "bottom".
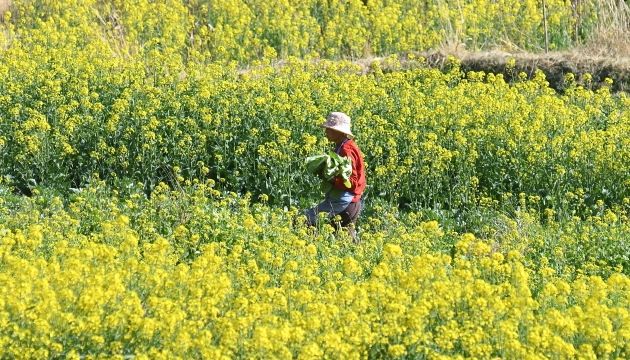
{"left": 306, "top": 152, "right": 352, "bottom": 197}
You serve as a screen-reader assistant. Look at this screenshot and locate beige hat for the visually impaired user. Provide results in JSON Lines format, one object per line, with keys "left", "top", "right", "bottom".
{"left": 319, "top": 112, "right": 354, "bottom": 139}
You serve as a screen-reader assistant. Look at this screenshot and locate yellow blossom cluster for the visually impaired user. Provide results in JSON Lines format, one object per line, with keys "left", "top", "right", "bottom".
{"left": 3, "top": 0, "right": 596, "bottom": 63}
{"left": 1, "top": 185, "right": 629, "bottom": 358}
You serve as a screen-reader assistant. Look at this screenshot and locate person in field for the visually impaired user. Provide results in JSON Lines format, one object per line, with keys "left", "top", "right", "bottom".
{"left": 303, "top": 112, "right": 366, "bottom": 243}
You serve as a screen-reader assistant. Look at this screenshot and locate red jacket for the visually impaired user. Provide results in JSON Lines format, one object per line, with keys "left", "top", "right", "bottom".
{"left": 333, "top": 139, "right": 366, "bottom": 202}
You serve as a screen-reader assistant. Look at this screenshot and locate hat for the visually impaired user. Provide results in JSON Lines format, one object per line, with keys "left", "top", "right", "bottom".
{"left": 319, "top": 112, "right": 354, "bottom": 139}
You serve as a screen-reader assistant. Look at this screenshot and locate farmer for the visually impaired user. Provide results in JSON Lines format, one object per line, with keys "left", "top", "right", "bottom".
{"left": 303, "top": 112, "right": 366, "bottom": 243}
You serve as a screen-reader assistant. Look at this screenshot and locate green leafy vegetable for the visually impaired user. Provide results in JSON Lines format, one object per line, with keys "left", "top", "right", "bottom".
{"left": 305, "top": 152, "right": 353, "bottom": 198}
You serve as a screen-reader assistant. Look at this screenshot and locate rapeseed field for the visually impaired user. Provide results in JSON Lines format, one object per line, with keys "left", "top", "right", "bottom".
{"left": 1, "top": 0, "right": 630, "bottom": 358}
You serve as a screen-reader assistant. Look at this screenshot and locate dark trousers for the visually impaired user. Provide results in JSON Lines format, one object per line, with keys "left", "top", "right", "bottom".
{"left": 332, "top": 198, "right": 362, "bottom": 228}
{"left": 302, "top": 198, "right": 363, "bottom": 243}
{"left": 331, "top": 199, "right": 362, "bottom": 244}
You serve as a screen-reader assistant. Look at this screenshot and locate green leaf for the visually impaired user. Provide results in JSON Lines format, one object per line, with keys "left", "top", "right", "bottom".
{"left": 320, "top": 181, "right": 333, "bottom": 193}
{"left": 330, "top": 188, "right": 345, "bottom": 199}
{"left": 305, "top": 155, "right": 328, "bottom": 174}
{"left": 307, "top": 152, "right": 353, "bottom": 192}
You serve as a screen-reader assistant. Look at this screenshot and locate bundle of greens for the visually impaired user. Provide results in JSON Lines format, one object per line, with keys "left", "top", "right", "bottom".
{"left": 305, "top": 152, "right": 352, "bottom": 197}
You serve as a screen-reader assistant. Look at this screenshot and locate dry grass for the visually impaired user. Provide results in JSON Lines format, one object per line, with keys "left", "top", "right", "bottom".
{"left": 0, "top": 0, "right": 11, "bottom": 17}
{"left": 593, "top": 0, "right": 630, "bottom": 30}
{"left": 579, "top": 27, "right": 630, "bottom": 58}
{"left": 0, "top": 0, "right": 11, "bottom": 49}
{"left": 578, "top": 0, "right": 630, "bottom": 58}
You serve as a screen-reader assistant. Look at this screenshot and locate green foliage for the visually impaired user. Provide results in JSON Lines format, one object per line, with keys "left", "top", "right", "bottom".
{"left": 1, "top": 55, "right": 630, "bottom": 224}
{"left": 305, "top": 151, "right": 352, "bottom": 196}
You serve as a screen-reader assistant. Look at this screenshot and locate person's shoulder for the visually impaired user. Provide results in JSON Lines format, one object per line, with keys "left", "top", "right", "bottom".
{"left": 345, "top": 139, "right": 361, "bottom": 151}
{"left": 342, "top": 140, "right": 363, "bottom": 156}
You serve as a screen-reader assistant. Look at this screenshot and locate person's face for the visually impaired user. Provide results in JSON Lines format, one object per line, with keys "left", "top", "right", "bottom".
{"left": 325, "top": 127, "right": 346, "bottom": 143}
